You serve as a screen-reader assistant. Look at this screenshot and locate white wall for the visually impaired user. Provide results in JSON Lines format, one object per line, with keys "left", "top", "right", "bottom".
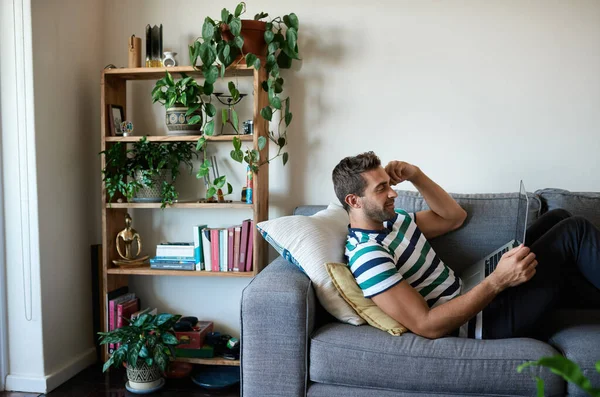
{"left": 1, "top": 0, "right": 104, "bottom": 393}
{"left": 101, "top": 0, "right": 600, "bottom": 338}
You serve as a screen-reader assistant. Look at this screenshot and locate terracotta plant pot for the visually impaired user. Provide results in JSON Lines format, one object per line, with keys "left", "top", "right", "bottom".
{"left": 222, "top": 20, "right": 267, "bottom": 57}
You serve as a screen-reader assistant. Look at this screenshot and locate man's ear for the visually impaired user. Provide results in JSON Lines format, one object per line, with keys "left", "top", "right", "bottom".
{"left": 345, "top": 194, "right": 361, "bottom": 210}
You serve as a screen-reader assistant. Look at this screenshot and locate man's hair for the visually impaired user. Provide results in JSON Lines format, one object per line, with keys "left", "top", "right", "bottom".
{"left": 332, "top": 151, "right": 381, "bottom": 211}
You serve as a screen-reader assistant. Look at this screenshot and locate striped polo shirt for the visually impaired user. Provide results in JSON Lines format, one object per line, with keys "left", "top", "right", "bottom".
{"left": 345, "top": 209, "right": 462, "bottom": 308}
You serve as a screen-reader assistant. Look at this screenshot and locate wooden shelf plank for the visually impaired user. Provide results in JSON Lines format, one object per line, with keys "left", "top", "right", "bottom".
{"left": 103, "top": 65, "right": 253, "bottom": 80}
{"left": 107, "top": 266, "right": 254, "bottom": 277}
{"left": 105, "top": 135, "right": 253, "bottom": 143}
{"left": 106, "top": 202, "right": 252, "bottom": 209}
{"left": 174, "top": 357, "right": 240, "bottom": 366}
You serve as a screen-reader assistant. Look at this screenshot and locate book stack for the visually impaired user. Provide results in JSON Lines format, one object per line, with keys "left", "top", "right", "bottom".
{"left": 150, "top": 221, "right": 255, "bottom": 272}
{"left": 200, "top": 219, "right": 254, "bottom": 272}
{"left": 106, "top": 287, "right": 139, "bottom": 354}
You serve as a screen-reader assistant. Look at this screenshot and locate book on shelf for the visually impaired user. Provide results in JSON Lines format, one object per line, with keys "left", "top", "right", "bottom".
{"left": 130, "top": 307, "right": 155, "bottom": 321}
{"left": 150, "top": 258, "right": 196, "bottom": 264}
{"left": 156, "top": 242, "right": 195, "bottom": 258}
{"left": 227, "top": 227, "right": 235, "bottom": 271}
{"left": 193, "top": 225, "right": 208, "bottom": 271}
{"left": 202, "top": 228, "right": 212, "bottom": 272}
{"left": 210, "top": 229, "right": 220, "bottom": 272}
{"left": 220, "top": 229, "right": 228, "bottom": 272}
{"left": 153, "top": 255, "right": 195, "bottom": 261}
{"left": 116, "top": 298, "right": 140, "bottom": 349}
{"left": 233, "top": 226, "right": 241, "bottom": 272}
{"left": 245, "top": 220, "right": 254, "bottom": 272}
{"left": 239, "top": 219, "right": 251, "bottom": 272}
{"left": 150, "top": 261, "right": 195, "bottom": 271}
{"left": 108, "top": 291, "right": 136, "bottom": 353}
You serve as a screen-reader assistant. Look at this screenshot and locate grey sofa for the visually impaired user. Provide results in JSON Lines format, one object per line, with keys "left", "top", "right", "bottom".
{"left": 241, "top": 189, "right": 600, "bottom": 396}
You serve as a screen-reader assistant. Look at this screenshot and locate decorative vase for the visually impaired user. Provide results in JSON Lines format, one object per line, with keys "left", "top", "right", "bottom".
{"left": 165, "top": 105, "right": 202, "bottom": 135}
{"left": 221, "top": 20, "right": 267, "bottom": 57}
{"left": 126, "top": 360, "right": 164, "bottom": 393}
{"left": 132, "top": 169, "right": 172, "bottom": 203}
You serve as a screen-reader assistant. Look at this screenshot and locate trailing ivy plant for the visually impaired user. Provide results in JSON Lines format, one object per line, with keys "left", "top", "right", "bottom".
{"left": 98, "top": 313, "right": 181, "bottom": 373}
{"left": 189, "top": 2, "right": 300, "bottom": 171}
{"left": 151, "top": 71, "right": 217, "bottom": 134}
{"left": 518, "top": 355, "right": 600, "bottom": 396}
{"left": 100, "top": 137, "right": 197, "bottom": 208}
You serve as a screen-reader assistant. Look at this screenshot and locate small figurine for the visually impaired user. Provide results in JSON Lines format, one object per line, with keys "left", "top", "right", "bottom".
{"left": 114, "top": 213, "right": 148, "bottom": 267}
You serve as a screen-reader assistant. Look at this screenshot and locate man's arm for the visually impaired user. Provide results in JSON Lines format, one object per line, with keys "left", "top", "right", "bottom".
{"left": 371, "top": 244, "right": 537, "bottom": 339}
{"left": 385, "top": 161, "right": 467, "bottom": 239}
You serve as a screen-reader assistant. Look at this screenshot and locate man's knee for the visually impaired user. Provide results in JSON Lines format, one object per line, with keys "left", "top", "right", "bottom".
{"left": 547, "top": 208, "right": 572, "bottom": 220}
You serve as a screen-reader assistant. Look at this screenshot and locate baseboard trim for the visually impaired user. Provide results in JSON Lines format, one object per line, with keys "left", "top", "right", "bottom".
{"left": 5, "top": 347, "right": 97, "bottom": 393}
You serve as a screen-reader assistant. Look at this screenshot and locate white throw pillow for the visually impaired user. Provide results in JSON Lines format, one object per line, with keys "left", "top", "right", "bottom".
{"left": 257, "top": 203, "right": 365, "bottom": 325}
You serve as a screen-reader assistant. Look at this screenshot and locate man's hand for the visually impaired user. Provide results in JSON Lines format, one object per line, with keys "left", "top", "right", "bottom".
{"left": 385, "top": 161, "right": 421, "bottom": 185}
{"left": 487, "top": 245, "right": 538, "bottom": 292}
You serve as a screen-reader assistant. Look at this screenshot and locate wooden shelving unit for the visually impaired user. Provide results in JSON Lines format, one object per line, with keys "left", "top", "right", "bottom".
{"left": 100, "top": 65, "right": 270, "bottom": 366}
{"left": 175, "top": 357, "right": 240, "bottom": 366}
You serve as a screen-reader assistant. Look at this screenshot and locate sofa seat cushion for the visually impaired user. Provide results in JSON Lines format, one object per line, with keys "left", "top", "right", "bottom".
{"left": 548, "top": 324, "right": 600, "bottom": 397}
{"left": 310, "top": 323, "right": 564, "bottom": 396}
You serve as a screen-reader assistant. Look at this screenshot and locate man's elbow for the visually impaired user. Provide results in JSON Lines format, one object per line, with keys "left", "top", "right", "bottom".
{"left": 451, "top": 208, "right": 467, "bottom": 230}
{"left": 412, "top": 321, "right": 446, "bottom": 340}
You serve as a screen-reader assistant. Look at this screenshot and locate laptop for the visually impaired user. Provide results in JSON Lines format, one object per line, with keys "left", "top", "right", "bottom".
{"left": 460, "top": 180, "right": 530, "bottom": 294}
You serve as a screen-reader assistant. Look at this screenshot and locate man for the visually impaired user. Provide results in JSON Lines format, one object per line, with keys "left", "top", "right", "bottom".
{"left": 332, "top": 151, "right": 600, "bottom": 339}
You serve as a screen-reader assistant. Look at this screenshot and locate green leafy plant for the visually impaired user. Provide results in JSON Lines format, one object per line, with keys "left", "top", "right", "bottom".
{"left": 98, "top": 313, "right": 181, "bottom": 373}
{"left": 100, "top": 137, "right": 197, "bottom": 208}
{"left": 189, "top": 2, "right": 300, "bottom": 170}
{"left": 151, "top": 71, "right": 217, "bottom": 134}
{"left": 518, "top": 355, "right": 600, "bottom": 396}
{"left": 195, "top": 137, "right": 233, "bottom": 199}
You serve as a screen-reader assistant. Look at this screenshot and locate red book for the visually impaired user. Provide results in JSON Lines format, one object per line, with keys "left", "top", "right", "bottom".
{"left": 245, "top": 220, "right": 254, "bottom": 272}
{"left": 116, "top": 298, "right": 140, "bottom": 349}
{"left": 108, "top": 292, "right": 135, "bottom": 353}
{"left": 239, "top": 220, "right": 251, "bottom": 272}
{"left": 227, "top": 227, "right": 235, "bottom": 271}
{"left": 233, "top": 226, "right": 241, "bottom": 272}
{"left": 210, "top": 229, "right": 220, "bottom": 272}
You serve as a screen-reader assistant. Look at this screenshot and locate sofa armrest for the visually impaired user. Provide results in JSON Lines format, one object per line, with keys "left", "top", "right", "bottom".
{"left": 241, "top": 257, "right": 316, "bottom": 397}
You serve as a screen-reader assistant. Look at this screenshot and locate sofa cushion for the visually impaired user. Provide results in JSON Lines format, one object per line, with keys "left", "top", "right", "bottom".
{"left": 393, "top": 190, "right": 542, "bottom": 275}
{"left": 548, "top": 324, "right": 600, "bottom": 397}
{"left": 536, "top": 188, "right": 600, "bottom": 229}
{"left": 326, "top": 262, "right": 407, "bottom": 336}
{"left": 258, "top": 203, "right": 365, "bottom": 325}
{"left": 310, "top": 323, "right": 563, "bottom": 396}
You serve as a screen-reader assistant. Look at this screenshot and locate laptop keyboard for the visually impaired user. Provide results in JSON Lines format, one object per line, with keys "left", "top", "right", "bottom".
{"left": 485, "top": 247, "right": 510, "bottom": 276}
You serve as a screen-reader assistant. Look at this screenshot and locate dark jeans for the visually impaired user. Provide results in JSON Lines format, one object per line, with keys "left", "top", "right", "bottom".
{"left": 482, "top": 209, "right": 600, "bottom": 339}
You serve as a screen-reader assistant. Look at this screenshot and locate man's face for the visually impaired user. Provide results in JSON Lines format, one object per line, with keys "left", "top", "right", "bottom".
{"left": 357, "top": 167, "right": 398, "bottom": 223}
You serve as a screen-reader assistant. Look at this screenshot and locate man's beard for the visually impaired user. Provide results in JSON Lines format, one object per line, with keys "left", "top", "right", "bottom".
{"left": 363, "top": 200, "right": 396, "bottom": 224}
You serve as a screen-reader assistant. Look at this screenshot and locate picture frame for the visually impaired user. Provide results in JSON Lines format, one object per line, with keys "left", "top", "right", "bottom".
{"left": 108, "top": 105, "right": 125, "bottom": 136}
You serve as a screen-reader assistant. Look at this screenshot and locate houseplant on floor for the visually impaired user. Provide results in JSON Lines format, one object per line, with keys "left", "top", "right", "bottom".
{"left": 101, "top": 137, "right": 197, "bottom": 208}
{"left": 151, "top": 70, "right": 218, "bottom": 135}
{"left": 189, "top": 2, "right": 300, "bottom": 173}
{"left": 98, "top": 313, "right": 181, "bottom": 393}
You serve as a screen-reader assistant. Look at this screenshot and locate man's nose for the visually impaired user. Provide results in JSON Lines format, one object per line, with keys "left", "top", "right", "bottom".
{"left": 389, "top": 188, "right": 398, "bottom": 198}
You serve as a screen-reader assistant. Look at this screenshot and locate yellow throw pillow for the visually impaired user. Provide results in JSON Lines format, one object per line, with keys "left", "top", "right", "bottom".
{"left": 326, "top": 262, "right": 407, "bottom": 336}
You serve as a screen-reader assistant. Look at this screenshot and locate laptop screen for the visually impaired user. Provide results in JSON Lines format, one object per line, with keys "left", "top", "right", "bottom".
{"left": 514, "top": 180, "right": 529, "bottom": 245}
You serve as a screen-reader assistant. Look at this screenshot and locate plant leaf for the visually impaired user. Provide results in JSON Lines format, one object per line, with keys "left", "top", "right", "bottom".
{"left": 128, "top": 339, "right": 143, "bottom": 367}
{"left": 204, "top": 65, "right": 219, "bottom": 84}
{"left": 102, "top": 355, "right": 115, "bottom": 373}
{"left": 165, "top": 71, "right": 174, "bottom": 86}
{"left": 162, "top": 332, "right": 179, "bottom": 345}
{"left": 139, "top": 345, "right": 149, "bottom": 358}
{"left": 285, "top": 112, "right": 293, "bottom": 126}
{"left": 226, "top": 183, "right": 233, "bottom": 194}
{"left": 288, "top": 13, "right": 299, "bottom": 30}
{"left": 283, "top": 152, "right": 289, "bottom": 165}
{"left": 230, "top": 18, "right": 242, "bottom": 36}
{"left": 222, "top": 109, "right": 228, "bottom": 124}
{"left": 234, "top": 36, "right": 244, "bottom": 50}
{"left": 231, "top": 109, "right": 239, "bottom": 132}
{"left": 221, "top": 9, "right": 230, "bottom": 23}
{"left": 204, "top": 120, "right": 215, "bottom": 136}
{"left": 245, "top": 53, "right": 258, "bottom": 69}
{"left": 234, "top": 3, "right": 244, "bottom": 17}
{"left": 258, "top": 136, "right": 266, "bottom": 150}
{"left": 196, "top": 137, "right": 206, "bottom": 151}
{"left": 186, "top": 104, "right": 201, "bottom": 116}
{"left": 202, "top": 19, "right": 215, "bottom": 41}
{"left": 203, "top": 82, "right": 214, "bottom": 95}
{"left": 278, "top": 137, "right": 286, "bottom": 148}
{"left": 260, "top": 106, "right": 272, "bottom": 121}
{"left": 207, "top": 187, "right": 216, "bottom": 198}
{"left": 155, "top": 313, "right": 175, "bottom": 326}
{"left": 264, "top": 30, "right": 274, "bottom": 44}
{"left": 188, "top": 115, "right": 201, "bottom": 125}
{"left": 205, "top": 103, "right": 216, "bottom": 117}
{"left": 535, "top": 377, "right": 545, "bottom": 397}
{"left": 233, "top": 136, "right": 242, "bottom": 150}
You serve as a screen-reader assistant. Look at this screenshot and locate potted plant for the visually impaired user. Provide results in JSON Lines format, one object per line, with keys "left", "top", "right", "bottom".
{"left": 151, "top": 71, "right": 218, "bottom": 136}
{"left": 101, "top": 137, "right": 197, "bottom": 208}
{"left": 189, "top": 3, "right": 300, "bottom": 172}
{"left": 98, "top": 313, "right": 181, "bottom": 393}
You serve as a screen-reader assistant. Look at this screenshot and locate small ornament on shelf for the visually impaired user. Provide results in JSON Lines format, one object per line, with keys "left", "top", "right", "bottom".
{"left": 114, "top": 213, "right": 148, "bottom": 267}
{"left": 120, "top": 120, "right": 134, "bottom": 136}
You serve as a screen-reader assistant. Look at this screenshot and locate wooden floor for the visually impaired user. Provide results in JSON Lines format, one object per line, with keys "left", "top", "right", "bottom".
{"left": 0, "top": 363, "right": 240, "bottom": 396}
